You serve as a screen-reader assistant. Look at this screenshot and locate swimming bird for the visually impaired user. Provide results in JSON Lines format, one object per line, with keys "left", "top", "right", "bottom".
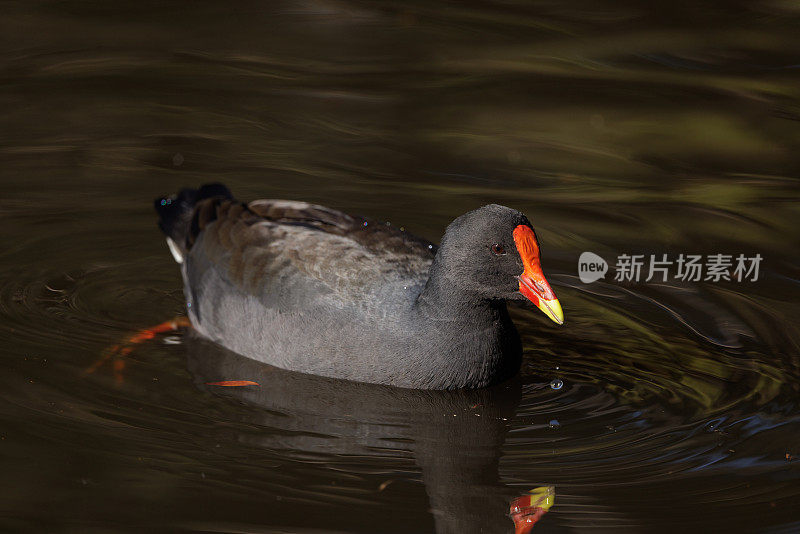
{"left": 155, "top": 184, "right": 563, "bottom": 389}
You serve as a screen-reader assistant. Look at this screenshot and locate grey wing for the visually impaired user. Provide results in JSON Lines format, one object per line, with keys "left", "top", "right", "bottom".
{"left": 183, "top": 198, "right": 436, "bottom": 311}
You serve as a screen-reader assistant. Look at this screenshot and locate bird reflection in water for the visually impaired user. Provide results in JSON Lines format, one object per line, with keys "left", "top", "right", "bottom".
{"left": 509, "top": 486, "right": 555, "bottom": 534}
{"left": 92, "top": 319, "right": 557, "bottom": 533}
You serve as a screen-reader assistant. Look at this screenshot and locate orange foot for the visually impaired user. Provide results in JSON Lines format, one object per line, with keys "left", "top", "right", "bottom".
{"left": 86, "top": 317, "right": 192, "bottom": 384}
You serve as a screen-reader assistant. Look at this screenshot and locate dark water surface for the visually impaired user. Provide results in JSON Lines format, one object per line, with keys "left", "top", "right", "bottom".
{"left": 2, "top": 1, "right": 800, "bottom": 532}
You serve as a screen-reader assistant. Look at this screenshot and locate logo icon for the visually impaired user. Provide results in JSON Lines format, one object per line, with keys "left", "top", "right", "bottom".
{"left": 578, "top": 252, "right": 608, "bottom": 283}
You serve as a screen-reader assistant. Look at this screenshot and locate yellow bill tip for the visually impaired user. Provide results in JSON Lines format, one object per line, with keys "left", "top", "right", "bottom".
{"left": 537, "top": 298, "right": 564, "bottom": 325}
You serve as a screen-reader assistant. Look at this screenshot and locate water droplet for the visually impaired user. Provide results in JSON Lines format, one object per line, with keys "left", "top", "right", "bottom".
{"left": 428, "top": 244, "right": 433, "bottom": 249}
{"left": 548, "top": 420, "right": 560, "bottom": 429}
{"left": 550, "top": 379, "right": 563, "bottom": 390}
{"left": 363, "top": 221, "right": 368, "bottom": 227}
{"left": 187, "top": 301, "right": 192, "bottom": 308}
{"left": 172, "top": 153, "right": 184, "bottom": 166}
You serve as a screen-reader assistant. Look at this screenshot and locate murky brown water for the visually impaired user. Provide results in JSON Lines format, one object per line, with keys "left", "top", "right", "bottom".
{"left": 2, "top": 1, "right": 800, "bottom": 532}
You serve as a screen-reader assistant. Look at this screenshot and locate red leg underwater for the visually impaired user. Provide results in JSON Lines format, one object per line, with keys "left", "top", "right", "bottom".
{"left": 86, "top": 317, "right": 192, "bottom": 384}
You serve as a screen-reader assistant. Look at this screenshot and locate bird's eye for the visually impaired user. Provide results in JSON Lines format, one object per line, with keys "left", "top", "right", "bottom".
{"left": 490, "top": 243, "right": 506, "bottom": 256}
